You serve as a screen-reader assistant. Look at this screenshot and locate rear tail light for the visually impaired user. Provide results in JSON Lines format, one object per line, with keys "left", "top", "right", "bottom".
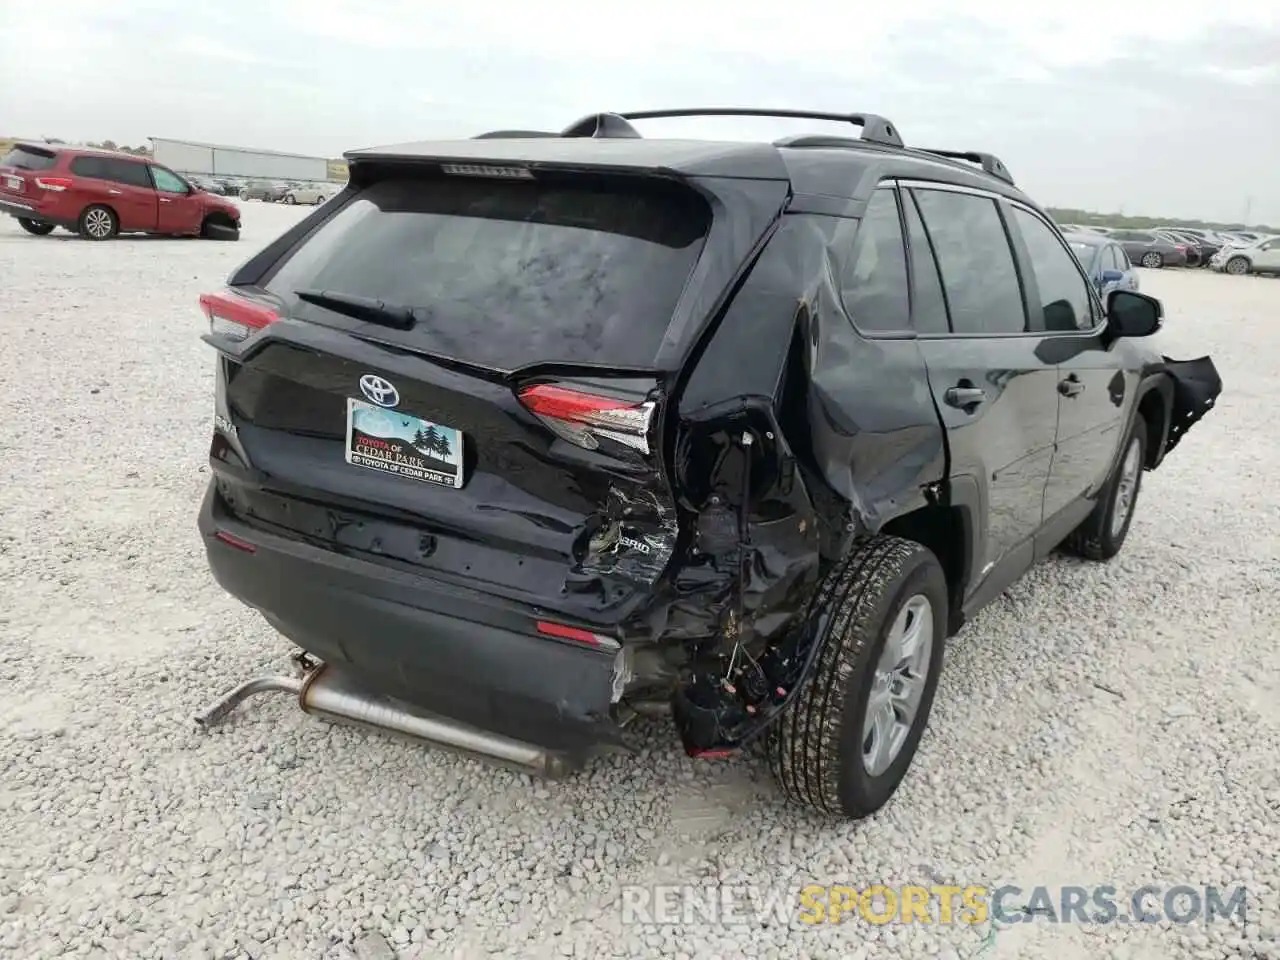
{"left": 199, "top": 290, "right": 279, "bottom": 342}
{"left": 33, "top": 176, "right": 73, "bottom": 192}
{"left": 535, "top": 620, "right": 619, "bottom": 651}
{"left": 518, "top": 384, "right": 655, "bottom": 454}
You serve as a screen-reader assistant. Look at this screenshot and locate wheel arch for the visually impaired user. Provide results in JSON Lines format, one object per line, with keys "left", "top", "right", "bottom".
{"left": 877, "top": 485, "right": 977, "bottom": 638}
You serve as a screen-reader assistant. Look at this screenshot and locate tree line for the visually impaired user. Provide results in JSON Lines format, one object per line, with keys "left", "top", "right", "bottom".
{"left": 1047, "top": 207, "right": 1276, "bottom": 235}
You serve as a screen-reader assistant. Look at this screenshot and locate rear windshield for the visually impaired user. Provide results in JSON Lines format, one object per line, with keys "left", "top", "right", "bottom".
{"left": 263, "top": 174, "right": 710, "bottom": 369}
{"left": 2, "top": 146, "right": 57, "bottom": 171}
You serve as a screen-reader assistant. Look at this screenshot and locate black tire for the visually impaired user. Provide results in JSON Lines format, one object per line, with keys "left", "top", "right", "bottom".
{"left": 1064, "top": 421, "right": 1146, "bottom": 561}
{"left": 17, "top": 218, "right": 55, "bottom": 236}
{"left": 78, "top": 205, "right": 117, "bottom": 241}
{"left": 200, "top": 218, "right": 239, "bottom": 241}
{"left": 284, "top": 194, "right": 296, "bottom": 204}
{"left": 769, "top": 536, "right": 948, "bottom": 819}
{"left": 1225, "top": 256, "right": 1250, "bottom": 276}
{"left": 1140, "top": 251, "right": 1163, "bottom": 269}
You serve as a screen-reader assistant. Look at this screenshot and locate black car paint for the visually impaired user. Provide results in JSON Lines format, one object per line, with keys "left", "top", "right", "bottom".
{"left": 200, "top": 136, "right": 1221, "bottom": 758}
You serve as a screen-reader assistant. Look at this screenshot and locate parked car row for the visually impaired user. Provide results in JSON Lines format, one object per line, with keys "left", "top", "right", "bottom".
{"left": 184, "top": 175, "right": 340, "bottom": 205}
{"left": 235, "top": 179, "right": 339, "bottom": 204}
{"left": 1057, "top": 222, "right": 1279, "bottom": 277}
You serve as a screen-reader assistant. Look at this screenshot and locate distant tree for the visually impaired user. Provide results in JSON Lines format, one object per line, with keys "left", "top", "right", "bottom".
{"left": 415, "top": 424, "right": 441, "bottom": 455}
{"left": 431, "top": 431, "right": 452, "bottom": 460}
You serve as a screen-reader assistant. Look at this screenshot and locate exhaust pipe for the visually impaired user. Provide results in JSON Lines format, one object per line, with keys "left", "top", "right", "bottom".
{"left": 194, "top": 662, "right": 576, "bottom": 778}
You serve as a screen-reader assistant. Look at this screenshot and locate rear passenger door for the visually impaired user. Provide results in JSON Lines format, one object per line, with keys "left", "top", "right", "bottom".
{"left": 1005, "top": 204, "right": 1127, "bottom": 537}
{"left": 904, "top": 184, "right": 1061, "bottom": 597}
{"left": 69, "top": 156, "right": 158, "bottom": 232}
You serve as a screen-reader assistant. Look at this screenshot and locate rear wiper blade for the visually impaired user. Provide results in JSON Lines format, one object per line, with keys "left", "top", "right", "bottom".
{"left": 294, "top": 288, "right": 416, "bottom": 330}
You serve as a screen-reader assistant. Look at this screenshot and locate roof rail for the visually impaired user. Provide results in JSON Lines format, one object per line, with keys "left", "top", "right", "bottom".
{"left": 559, "top": 113, "right": 643, "bottom": 139}
{"left": 472, "top": 129, "right": 562, "bottom": 139}
{"left": 917, "top": 148, "right": 1014, "bottom": 186}
{"left": 619, "top": 108, "right": 904, "bottom": 148}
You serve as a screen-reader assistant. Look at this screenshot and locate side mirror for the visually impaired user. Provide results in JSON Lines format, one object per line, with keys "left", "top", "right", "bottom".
{"left": 1107, "top": 290, "right": 1162, "bottom": 337}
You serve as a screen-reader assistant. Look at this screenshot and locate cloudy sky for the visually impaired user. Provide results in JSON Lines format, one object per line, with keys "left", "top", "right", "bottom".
{"left": 2, "top": 0, "right": 1277, "bottom": 223}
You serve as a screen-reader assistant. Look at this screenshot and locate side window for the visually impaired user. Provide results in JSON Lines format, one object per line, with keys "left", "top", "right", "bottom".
{"left": 1010, "top": 207, "right": 1095, "bottom": 332}
{"left": 69, "top": 156, "right": 106, "bottom": 179}
{"left": 840, "top": 188, "right": 910, "bottom": 333}
{"left": 902, "top": 191, "right": 950, "bottom": 334}
{"left": 103, "top": 159, "right": 152, "bottom": 188}
{"left": 912, "top": 189, "right": 1026, "bottom": 335}
{"left": 150, "top": 166, "right": 188, "bottom": 194}
{"left": 1114, "top": 245, "right": 1131, "bottom": 269}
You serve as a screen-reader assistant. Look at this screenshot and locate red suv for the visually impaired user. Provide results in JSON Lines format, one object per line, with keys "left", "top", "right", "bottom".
{"left": 0, "top": 143, "right": 242, "bottom": 241}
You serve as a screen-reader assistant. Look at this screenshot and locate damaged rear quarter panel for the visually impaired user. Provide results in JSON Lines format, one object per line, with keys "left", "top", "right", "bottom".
{"left": 665, "top": 213, "right": 947, "bottom": 652}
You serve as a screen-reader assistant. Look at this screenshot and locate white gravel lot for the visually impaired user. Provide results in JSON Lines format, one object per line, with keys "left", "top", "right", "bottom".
{"left": 0, "top": 200, "right": 1277, "bottom": 960}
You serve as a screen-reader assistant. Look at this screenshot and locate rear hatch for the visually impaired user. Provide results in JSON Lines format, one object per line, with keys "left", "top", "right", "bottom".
{"left": 0, "top": 144, "right": 59, "bottom": 200}
{"left": 206, "top": 163, "right": 787, "bottom": 627}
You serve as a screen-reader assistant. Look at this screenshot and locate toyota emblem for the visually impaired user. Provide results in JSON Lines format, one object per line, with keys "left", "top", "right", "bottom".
{"left": 359, "top": 374, "right": 400, "bottom": 408}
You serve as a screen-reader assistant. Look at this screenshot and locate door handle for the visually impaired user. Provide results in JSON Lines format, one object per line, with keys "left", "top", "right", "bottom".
{"left": 159, "top": 198, "right": 171, "bottom": 203}
{"left": 944, "top": 386, "right": 987, "bottom": 409}
{"left": 1058, "top": 375, "right": 1085, "bottom": 398}
{"left": 107, "top": 189, "right": 122, "bottom": 195}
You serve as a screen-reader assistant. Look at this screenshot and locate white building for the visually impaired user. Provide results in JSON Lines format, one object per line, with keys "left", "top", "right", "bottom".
{"left": 149, "top": 137, "right": 331, "bottom": 181}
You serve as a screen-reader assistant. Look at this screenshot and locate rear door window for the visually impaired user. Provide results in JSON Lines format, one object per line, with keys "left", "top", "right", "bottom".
{"left": 102, "top": 159, "right": 152, "bottom": 188}
{"left": 263, "top": 175, "right": 711, "bottom": 370}
{"left": 840, "top": 188, "right": 910, "bottom": 334}
{"left": 1, "top": 146, "right": 57, "bottom": 171}
{"left": 911, "top": 188, "right": 1027, "bottom": 336}
{"left": 902, "top": 190, "right": 950, "bottom": 334}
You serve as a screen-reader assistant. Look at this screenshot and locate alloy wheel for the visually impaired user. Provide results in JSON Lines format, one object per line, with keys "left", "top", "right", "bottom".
{"left": 862, "top": 594, "right": 934, "bottom": 777}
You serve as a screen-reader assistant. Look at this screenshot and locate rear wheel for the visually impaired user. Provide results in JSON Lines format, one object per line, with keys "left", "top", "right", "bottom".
{"left": 1140, "top": 251, "right": 1163, "bottom": 268}
{"left": 78, "top": 205, "right": 117, "bottom": 241}
{"left": 769, "top": 536, "right": 947, "bottom": 819}
{"left": 285, "top": 194, "right": 296, "bottom": 204}
{"left": 1225, "top": 256, "right": 1249, "bottom": 276}
{"left": 17, "top": 218, "right": 55, "bottom": 236}
{"left": 1065, "top": 422, "right": 1146, "bottom": 561}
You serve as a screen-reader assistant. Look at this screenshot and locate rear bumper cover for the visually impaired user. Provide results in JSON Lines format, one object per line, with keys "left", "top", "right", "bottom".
{"left": 198, "top": 483, "right": 626, "bottom": 753}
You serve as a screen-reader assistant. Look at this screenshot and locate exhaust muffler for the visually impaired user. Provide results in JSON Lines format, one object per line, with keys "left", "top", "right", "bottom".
{"left": 194, "top": 661, "right": 576, "bottom": 778}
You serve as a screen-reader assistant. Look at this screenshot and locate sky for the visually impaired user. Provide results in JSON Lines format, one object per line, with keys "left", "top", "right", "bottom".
{"left": 2, "top": 0, "right": 1278, "bottom": 223}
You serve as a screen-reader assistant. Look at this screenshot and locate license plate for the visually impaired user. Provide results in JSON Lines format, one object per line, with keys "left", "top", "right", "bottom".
{"left": 3, "top": 176, "right": 21, "bottom": 192}
{"left": 344, "top": 398, "right": 464, "bottom": 489}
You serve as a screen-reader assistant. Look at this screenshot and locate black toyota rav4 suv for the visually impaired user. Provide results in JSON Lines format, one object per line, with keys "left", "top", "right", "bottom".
{"left": 197, "top": 108, "right": 1221, "bottom": 819}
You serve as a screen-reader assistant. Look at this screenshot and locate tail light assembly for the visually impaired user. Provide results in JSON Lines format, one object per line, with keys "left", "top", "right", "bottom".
{"left": 518, "top": 383, "right": 655, "bottom": 455}
{"left": 199, "top": 290, "right": 279, "bottom": 342}
{"left": 33, "top": 177, "right": 74, "bottom": 192}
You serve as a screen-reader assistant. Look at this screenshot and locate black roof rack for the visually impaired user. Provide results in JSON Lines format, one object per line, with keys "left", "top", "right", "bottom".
{"left": 916, "top": 148, "right": 1014, "bottom": 186}
{"left": 468, "top": 109, "right": 1015, "bottom": 186}
{"left": 618, "top": 108, "right": 903, "bottom": 148}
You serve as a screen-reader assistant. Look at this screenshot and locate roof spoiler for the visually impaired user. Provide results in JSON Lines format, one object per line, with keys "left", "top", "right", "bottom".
{"left": 470, "top": 107, "right": 1014, "bottom": 185}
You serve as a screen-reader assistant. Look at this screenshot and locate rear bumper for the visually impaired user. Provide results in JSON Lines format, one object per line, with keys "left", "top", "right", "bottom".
{"left": 198, "top": 484, "right": 627, "bottom": 753}
{"left": 0, "top": 197, "right": 48, "bottom": 221}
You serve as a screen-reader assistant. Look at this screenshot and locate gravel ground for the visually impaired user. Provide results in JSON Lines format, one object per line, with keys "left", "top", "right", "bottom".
{"left": 0, "top": 201, "right": 1277, "bottom": 960}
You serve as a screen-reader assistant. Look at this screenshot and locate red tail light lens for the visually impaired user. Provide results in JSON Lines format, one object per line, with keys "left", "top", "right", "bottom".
{"left": 33, "top": 177, "right": 73, "bottom": 192}
{"left": 518, "top": 384, "right": 655, "bottom": 454}
{"left": 535, "top": 620, "right": 619, "bottom": 650}
{"left": 199, "top": 290, "right": 279, "bottom": 342}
